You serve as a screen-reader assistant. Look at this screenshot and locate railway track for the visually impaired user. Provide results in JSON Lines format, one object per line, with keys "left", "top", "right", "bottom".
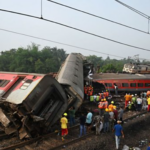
{"left": 0, "top": 111, "right": 147, "bottom": 150}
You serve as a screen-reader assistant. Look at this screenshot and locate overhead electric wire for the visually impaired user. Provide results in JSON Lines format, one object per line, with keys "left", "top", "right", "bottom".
{"left": 115, "top": 0, "right": 150, "bottom": 20}
{"left": 1, "top": 28, "right": 150, "bottom": 61}
{"left": 47, "top": 0, "right": 148, "bottom": 34}
{"left": 0, "top": 8, "right": 150, "bottom": 52}
{"left": 0, "top": 28, "right": 124, "bottom": 58}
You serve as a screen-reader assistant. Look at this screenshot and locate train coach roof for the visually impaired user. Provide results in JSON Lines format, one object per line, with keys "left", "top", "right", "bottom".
{"left": 0, "top": 71, "right": 45, "bottom": 76}
{"left": 88, "top": 73, "right": 150, "bottom": 80}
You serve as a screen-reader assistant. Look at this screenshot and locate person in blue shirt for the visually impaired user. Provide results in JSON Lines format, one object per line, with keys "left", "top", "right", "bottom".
{"left": 113, "top": 120, "right": 124, "bottom": 150}
{"left": 86, "top": 110, "right": 93, "bottom": 133}
{"left": 147, "top": 142, "right": 150, "bottom": 150}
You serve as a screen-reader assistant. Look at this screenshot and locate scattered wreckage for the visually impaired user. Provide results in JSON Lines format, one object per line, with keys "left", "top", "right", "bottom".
{"left": 0, "top": 53, "right": 90, "bottom": 139}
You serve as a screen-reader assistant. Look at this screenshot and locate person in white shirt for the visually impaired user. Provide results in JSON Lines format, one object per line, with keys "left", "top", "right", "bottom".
{"left": 136, "top": 96, "right": 142, "bottom": 111}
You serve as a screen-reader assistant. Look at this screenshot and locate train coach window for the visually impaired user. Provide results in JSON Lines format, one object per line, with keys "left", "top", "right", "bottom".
{"left": 138, "top": 83, "right": 143, "bottom": 87}
{"left": 130, "top": 83, "right": 136, "bottom": 87}
{"left": 0, "top": 80, "right": 10, "bottom": 87}
{"left": 105, "top": 83, "right": 112, "bottom": 87}
{"left": 122, "top": 83, "right": 129, "bottom": 87}
{"left": 20, "top": 79, "right": 33, "bottom": 90}
{"left": 145, "top": 83, "right": 150, "bottom": 87}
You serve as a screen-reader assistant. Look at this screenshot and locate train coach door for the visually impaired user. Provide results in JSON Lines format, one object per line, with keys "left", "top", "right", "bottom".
{"left": 114, "top": 82, "right": 121, "bottom": 93}
{"left": 2, "top": 77, "right": 25, "bottom": 99}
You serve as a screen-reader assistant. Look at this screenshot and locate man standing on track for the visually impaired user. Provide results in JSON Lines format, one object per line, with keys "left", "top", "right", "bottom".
{"left": 113, "top": 120, "right": 124, "bottom": 150}
{"left": 79, "top": 113, "right": 86, "bottom": 137}
{"left": 60, "top": 113, "right": 68, "bottom": 141}
{"left": 118, "top": 106, "right": 124, "bottom": 123}
{"left": 86, "top": 110, "right": 93, "bottom": 133}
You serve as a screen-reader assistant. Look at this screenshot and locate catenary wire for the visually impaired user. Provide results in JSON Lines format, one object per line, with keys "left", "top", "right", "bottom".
{"left": 0, "top": 9, "right": 150, "bottom": 52}
{"left": 0, "top": 28, "right": 124, "bottom": 58}
{"left": 1, "top": 28, "right": 150, "bottom": 61}
{"left": 115, "top": 0, "right": 150, "bottom": 19}
{"left": 47, "top": 0, "right": 148, "bottom": 34}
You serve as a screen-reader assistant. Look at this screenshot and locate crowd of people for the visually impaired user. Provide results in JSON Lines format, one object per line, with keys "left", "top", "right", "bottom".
{"left": 60, "top": 90, "right": 150, "bottom": 149}
{"left": 60, "top": 104, "right": 124, "bottom": 149}
{"left": 125, "top": 91, "right": 150, "bottom": 112}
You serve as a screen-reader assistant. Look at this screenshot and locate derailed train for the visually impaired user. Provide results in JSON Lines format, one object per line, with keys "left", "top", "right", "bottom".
{"left": 0, "top": 53, "right": 90, "bottom": 139}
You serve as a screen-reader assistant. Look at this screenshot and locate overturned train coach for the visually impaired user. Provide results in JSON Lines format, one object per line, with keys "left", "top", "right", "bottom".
{"left": 0, "top": 53, "right": 90, "bottom": 139}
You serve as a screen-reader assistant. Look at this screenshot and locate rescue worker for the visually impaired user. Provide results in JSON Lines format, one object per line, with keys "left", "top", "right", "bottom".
{"left": 131, "top": 94, "right": 137, "bottom": 111}
{"left": 100, "top": 93, "right": 105, "bottom": 100}
{"left": 88, "top": 85, "right": 93, "bottom": 99}
{"left": 98, "top": 99, "right": 104, "bottom": 116}
{"left": 127, "top": 101, "right": 132, "bottom": 111}
{"left": 118, "top": 106, "right": 124, "bottom": 122}
{"left": 147, "top": 95, "right": 150, "bottom": 112}
{"left": 108, "top": 94, "right": 112, "bottom": 105}
{"left": 106, "top": 90, "right": 109, "bottom": 98}
{"left": 103, "top": 108, "right": 110, "bottom": 133}
{"left": 103, "top": 98, "right": 108, "bottom": 110}
{"left": 93, "top": 94, "right": 97, "bottom": 102}
{"left": 60, "top": 113, "right": 68, "bottom": 141}
{"left": 103, "top": 91, "right": 107, "bottom": 99}
{"left": 124, "top": 93, "right": 131, "bottom": 108}
{"left": 84, "top": 85, "right": 88, "bottom": 100}
{"left": 88, "top": 85, "right": 93, "bottom": 96}
{"left": 108, "top": 101, "right": 114, "bottom": 112}
{"left": 136, "top": 95, "right": 142, "bottom": 111}
{"left": 109, "top": 108, "right": 114, "bottom": 131}
{"left": 86, "top": 110, "right": 93, "bottom": 133}
{"left": 147, "top": 90, "right": 150, "bottom": 97}
{"left": 113, "top": 106, "right": 118, "bottom": 125}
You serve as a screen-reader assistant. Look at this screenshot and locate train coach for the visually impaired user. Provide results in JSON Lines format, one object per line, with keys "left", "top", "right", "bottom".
{"left": 0, "top": 53, "right": 91, "bottom": 139}
{"left": 91, "top": 73, "right": 150, "bottom": 94}
{"left": 0, "top": 72, "right": 68, "bottom": 139}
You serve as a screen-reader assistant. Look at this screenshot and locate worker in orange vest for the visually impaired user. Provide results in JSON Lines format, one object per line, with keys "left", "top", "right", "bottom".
{"left": 91, "top": 86, "right": 93, "bottom": 96}
{"left": 147, "top": 91, "right": 150, "bottom": 97}
{"left": 103, "top": 98, "right": 108, "bottom": 109}
{"left": 124, "top": 94, "right": 131, "bottom": 108}
{"left": 98, "top": 99, "right": 104, "bottom": 116}
{"left": 103, "top": 92, "right": 107, "bottom": 98}
{"left": 84, "top": 85, "right": 88, "bottom": 100}
{"left": 105, "top": 90, "right": 109, "bottom": 97}
{"left": 108, "top": 101, "right": 114, "bottom": 112}
{"left": 84, "top": 85, "right": 88, "bottom": 94}
{"left": 99, "top": 93, "right": 102, "bottom": 101}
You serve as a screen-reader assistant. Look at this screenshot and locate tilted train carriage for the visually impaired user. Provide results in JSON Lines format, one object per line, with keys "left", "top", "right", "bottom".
{"left": 0, "top": 72, "right": 67, "bottom": 139}
{"left": 0, "top": 53, "right": 90, "bottom": 139}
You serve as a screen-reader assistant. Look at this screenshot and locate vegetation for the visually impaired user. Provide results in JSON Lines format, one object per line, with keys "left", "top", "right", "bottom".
{"left": 0, "top": 43, "right": 67, "bottom": 73}
{"left": 86, "top": 55, "right": 129, "bottom": 73}
{"left": 0, "top": 44, "right": 149, "bottom": 73}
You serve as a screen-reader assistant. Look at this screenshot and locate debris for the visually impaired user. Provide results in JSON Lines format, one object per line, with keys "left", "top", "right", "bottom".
{"left": 122, "top": 145, "right": 129, "bottom": 150}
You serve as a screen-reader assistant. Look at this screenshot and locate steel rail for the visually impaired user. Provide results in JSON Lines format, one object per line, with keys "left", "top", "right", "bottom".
{"left": 0, "top": 111, "right": 148, "bottom": 150}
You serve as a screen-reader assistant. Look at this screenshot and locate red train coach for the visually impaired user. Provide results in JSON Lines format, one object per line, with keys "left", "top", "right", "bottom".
{"left": 0, "top": 71, "right": 67, "bottom": 139}
{"left": 92, "top": 73, "right": 150, "bottom": 93}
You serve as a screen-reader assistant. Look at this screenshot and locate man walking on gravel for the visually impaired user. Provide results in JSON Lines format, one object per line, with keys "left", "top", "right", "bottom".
{"left": 60, "top": 113, "right": 68, "bottom": 141}
{"left": 113, "top": 120, "right": 124, "bottom": 150}
{"left": 147, "top": 141, "right": 150, "bottom": 150}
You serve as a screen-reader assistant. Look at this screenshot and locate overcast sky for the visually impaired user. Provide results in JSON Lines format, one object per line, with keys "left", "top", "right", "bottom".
{"left": 0, "top": 0, "right": 150, "bottom": 60}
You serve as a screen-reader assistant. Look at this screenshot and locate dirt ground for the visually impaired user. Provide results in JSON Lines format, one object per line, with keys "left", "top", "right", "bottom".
{"left": 63, "top": 112, "right": 150, "bottom": 150}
